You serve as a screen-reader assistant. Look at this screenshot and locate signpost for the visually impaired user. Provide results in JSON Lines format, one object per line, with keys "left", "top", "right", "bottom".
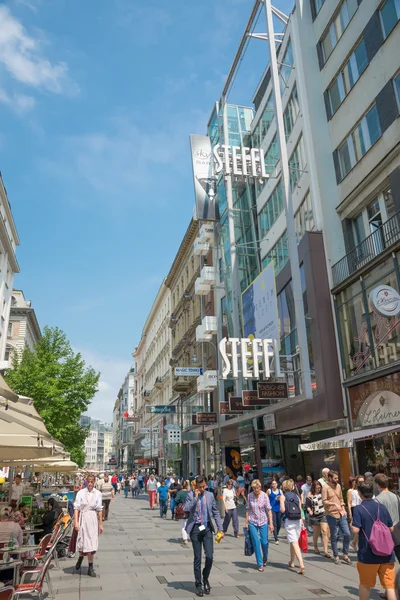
{"left": 196, "top": 412, "right": 217, "bottom": 425}
{"left": 257, "top": 381, "right": 288, "bottom": 400}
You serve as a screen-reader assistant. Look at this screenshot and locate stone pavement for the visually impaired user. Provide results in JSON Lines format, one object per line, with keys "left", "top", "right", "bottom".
{"left": 46, "top": 493, "right": 383, "bottom": 600}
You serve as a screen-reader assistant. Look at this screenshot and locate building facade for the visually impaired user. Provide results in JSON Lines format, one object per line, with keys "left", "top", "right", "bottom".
{"left": 5, "top": 290, "right": 41, "bottom": 366}
{"left": 83, "top": 417, "right": 113, "bottom": 471}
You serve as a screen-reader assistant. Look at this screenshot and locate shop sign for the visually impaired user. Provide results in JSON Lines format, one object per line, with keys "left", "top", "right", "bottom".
{"left": 242, "top": 390, "right": 271, "bottom": 407}
{"left": 219, "top": 401, "right": 230, "bottom": 415}
{"left": 239, "top": 424, "right": 255, "bottom": 446}
{"left": 229, "top": 396, "right": 257, "bottom": 413}
{"left": 139, "top": 428, "right": 160, "bottom": 434}
{"left": 125, "top": 415, "right": 140, "bottom": 422}
{"left": 146, "top": 406, "right": 176, "bottom": 414}
{"left": 196, "top": 412, "right": 217, "bottom": 425}
{"left": 213, "top": 144, "right": 269, "bottom": 179}
{"left": 242, "top": 262, "right": 279, "bottom": 341}
{"left": 369, "top": 285, "right": 400, "bottom": 317}
{"left": 258, "top": 382, "right": 288, "bottom": 400}
{"left": 175, "top": 367, "right": 203, "bottom": 376}
{"left": 349, "top": 374, "right": 400, "bottom": 429}
{"left": 263, "top": 413, "right": 276, "bottom": 431}
{"left": 219, "top": 337, "right": 281, "bottom": 379}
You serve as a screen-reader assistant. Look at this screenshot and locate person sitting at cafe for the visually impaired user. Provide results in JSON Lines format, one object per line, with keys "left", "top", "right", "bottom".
{"left": 0, "top": 506, "right": 23, "bottom": 546}
{"left": 42, "top": 498, "right": 62, "bottom": 537}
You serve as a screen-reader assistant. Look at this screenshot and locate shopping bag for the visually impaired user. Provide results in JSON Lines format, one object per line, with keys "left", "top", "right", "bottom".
{"left": 244, "top": 527, "right": 254, "bottom": 556}
{"left": 299, "top": 527, "right": 308, "bottom": 553}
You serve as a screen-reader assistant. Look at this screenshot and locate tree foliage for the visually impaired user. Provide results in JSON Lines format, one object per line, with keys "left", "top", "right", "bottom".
{"left": 4, "top": 326, "right": 100, "bottom": 467}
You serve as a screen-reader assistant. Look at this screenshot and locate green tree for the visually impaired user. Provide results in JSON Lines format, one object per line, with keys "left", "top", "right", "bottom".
{"left": 5, "top": 326, "right": 100, "bottom": 467}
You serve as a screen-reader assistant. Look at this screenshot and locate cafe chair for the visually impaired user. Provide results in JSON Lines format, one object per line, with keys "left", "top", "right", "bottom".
{"left": 13, "top": 549, "right": 54, "bottom": 600}
{"left": 0, "top": 587, "right": 14, "bottom": 600}
{"left": 22, "top": 534, "right": 52, "bottom": 568}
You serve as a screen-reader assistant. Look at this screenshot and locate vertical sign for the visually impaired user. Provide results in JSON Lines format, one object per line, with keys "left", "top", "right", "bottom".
{"left": 242, "top": 262, "right": 279, "bottom": 341}
{"left": 189, "top": 135, "right": 218, "bottom": 221}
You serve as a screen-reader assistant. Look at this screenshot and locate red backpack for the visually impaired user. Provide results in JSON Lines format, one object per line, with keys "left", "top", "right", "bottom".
{"left": 360, "top": 504, "right": 395, "bottom": 557}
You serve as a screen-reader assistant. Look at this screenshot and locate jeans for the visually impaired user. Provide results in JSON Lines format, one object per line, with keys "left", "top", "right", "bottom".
{"left": 248, "top": 522, "right": 269, "bottom": 567}
{"left": 190, "top": 524, "right": 213, "bottom": 588}
{"left": 326, "top": 514, "right": 350, "bottom": 558}
{"left": 223, "top": 508, "right": 239, "bottom": 536}
{"left": 272, "top": 510, "right": 282, "bottom": 541}
{"left": 159, "top": 500, "right": 168, "bottom": 517}
{"left": 170, "top": 497, "right": 176, "bottom": 516}
{"left": 132, "top": 487, "right": 138, "bottom": 498}
{"left": 124, "top": 486, "right": 129, "bottom": 497}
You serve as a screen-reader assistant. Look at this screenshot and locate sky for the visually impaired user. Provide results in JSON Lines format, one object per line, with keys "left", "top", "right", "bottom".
{"left": 0, "top": 0, "right": 294, "bottom": 423}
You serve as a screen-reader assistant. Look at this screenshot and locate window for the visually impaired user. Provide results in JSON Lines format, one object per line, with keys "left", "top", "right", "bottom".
{"left": 7, "top": 321, "right": 12, "bottom": 337}
{"left": 313, "top": 0, "right": 325, "bottom": 15}
{"left": 328, "top": 39, "right": 368, "bottom": 114}
{"left": 261, "top": 93, "right": 274, "bottom": 142}
{"left": 289, "top": 135, "right": 307, "bottom": 190}
{"left": 294, "top": 192, "right": 316, "bottom": 242}
{"left": 259, "top": 180, "right": 284, "bottom": 237}
{"left": 337, "top": 104, "right": 382, "bottom": 180}
{"left": 262, "top": 231, "right": 289, "bottom": 275}
{"left": 321, "top": 0, "right": 359, "bottom": 63}
{"left": 394, "top": 72, "right": 400, "bottom": 109}
{"left": 380, "top": 0, "right": 400, "bottom": 39}
{"left": 283, "top": 86, "right": 300, "bottom": 138}
{"left": 279, "top": 40, "right": 294, "bottom": 94}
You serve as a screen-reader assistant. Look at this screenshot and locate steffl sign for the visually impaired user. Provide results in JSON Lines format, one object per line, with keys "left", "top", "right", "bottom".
{"left": 219, "top": 337, "right": 281, "bottom": 380}
{"left": 213, "top": 144, "right": 268, "bottom": 179}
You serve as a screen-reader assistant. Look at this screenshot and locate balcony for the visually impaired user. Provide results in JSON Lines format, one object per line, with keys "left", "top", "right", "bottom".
{"left": 195, "top": 278, "right": 211, "bottom": 295}
{"left": 154, "top": 376, "right": 162, "bottom": 389}
{"left": 196, "top": 324, "right": 212, "bottom": 343}
{"left": 194, "top": 239, "right": 210, "bottom": 256}
{"left": 202, "top": 316, "right": 217, "bottom": 334}
{"left": 172, "top": 376, "right": 193, "bottom": 393}
{"left": 332, "top": 213, "right": 400, "bottom": 288}
{"left": 199, "top": 223, "right": 214, "bottom": 244}
{"left": 201, "top": 266, "right": 216, "bottom": 285}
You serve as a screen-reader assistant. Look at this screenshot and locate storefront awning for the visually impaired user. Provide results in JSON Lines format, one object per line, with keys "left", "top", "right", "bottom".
{"left": 299, "top": 424, "right": 400, "bottom": 451}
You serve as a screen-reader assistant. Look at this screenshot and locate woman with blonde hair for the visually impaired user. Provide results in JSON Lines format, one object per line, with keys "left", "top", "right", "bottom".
{"left": 279, "top": 478, "right": 305, "bottom": 574}
{"left": 245, "top": 479, "right": 274, "bottom": 571}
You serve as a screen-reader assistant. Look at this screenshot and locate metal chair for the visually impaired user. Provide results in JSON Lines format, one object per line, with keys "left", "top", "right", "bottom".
{"left": 13, "top": 549, "right": 54, "bottom": 600}
{"left": 22, "top": 534, "right": 52, "bottom": 568}
{"left": 0, "top": 587, "right": 15, "bottom": 600}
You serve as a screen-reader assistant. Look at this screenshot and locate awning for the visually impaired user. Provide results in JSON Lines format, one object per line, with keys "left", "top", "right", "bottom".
{"left": 299, "top": 424, "right": 400, "bottom": 451}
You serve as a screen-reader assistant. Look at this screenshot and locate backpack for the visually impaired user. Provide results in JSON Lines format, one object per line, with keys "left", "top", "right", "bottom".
{"left": 285, "top": 491, "right": 301, "bottom": 520}
{"left": 360, "top": 504, "right": 395, "bottom": 557}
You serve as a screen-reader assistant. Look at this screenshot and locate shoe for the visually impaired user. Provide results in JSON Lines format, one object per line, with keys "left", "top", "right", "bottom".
{"left": 203, "top": 579, "right": 211, "bottom": 595}
{"left": 258, "top": 566, "right": 264, "bottom": 572}
{"left": 334, "top": 557, "right": 340, "bottom": 565}
{"left": 75, "top": 556, "right": 83, "bottom": 571}
{"left": 87, "top": 565, "right": 96, "bottom": 577}
{"left": 342, "top": 556, "right": 351, "bottom": 565}
{"left": 196, "top": 586, "right": 204, "bottom": 597}
{"left": 263, "top": 559, "right": 268, "bottom": 567}
{"left": 275, "top": 540, "right": 279, "bottom": 545}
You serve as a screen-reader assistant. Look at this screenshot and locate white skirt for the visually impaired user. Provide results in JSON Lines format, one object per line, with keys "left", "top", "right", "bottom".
{"left": 284, "top": 520, "right": 302, "bottom": 543}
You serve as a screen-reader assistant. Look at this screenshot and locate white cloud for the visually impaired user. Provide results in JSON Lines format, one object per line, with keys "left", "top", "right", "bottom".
{"left": 0, "top": 5, "right": 77, "bottom": 94}
{"left": 0, "top": 87, "right": 35, "bottom": 114}
{"left": 78, "top": 348, "right": 132, "bottom": 424}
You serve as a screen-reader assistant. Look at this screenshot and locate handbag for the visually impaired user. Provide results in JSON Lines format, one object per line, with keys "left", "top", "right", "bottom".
{"left": 299, "top": 527, "right": 309, "bottom": 553}
{"left": 175, "top": 503, "right": 185, "bottom": 520}
{"left": 244, "top": 526, "right": 254, "bottom": 556}
{"left": 392, "top": 494, "right": 400, "bottom": 547}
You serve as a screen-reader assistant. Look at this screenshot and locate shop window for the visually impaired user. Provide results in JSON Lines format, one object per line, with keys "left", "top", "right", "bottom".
{"left": 380, "top": 0, "right": 400, "bottom": 39}
{"left": 328, "top": 39, "right": 368, "bottom": 114}
{"left": 337, "top": 104, "right": 382, "bottom": 180}
{"left": 283, "top": 86, "right": 300, "bottom": 139}
{"left": 320, "top": 0, "right": 359, "bottom": 64}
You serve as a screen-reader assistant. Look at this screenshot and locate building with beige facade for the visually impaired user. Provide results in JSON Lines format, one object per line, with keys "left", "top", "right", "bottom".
{"left": 5, "top": 290, "right": 41, "bottom": 366}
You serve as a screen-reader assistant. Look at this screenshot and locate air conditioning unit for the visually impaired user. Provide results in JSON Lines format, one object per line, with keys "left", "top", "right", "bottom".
{"left": 202, "top": 316, "right": 217, "bottom": 334}
{"left": 201, "top": 266, "right": 216, "bottom": 285}
{"left": 195, "top": 278, "right": 211, "bottom": 295}
{"left": 194, "top": 239, "right": 210, "bottom": 256}
{"left": 196, "top": 324, "right": 212, "bottom": 343}
{"left": 199, "top": 223, "right": 214, "bottom": 244}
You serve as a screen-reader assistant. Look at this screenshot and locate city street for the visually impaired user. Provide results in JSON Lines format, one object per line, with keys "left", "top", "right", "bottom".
{"left": 48, "top": 494, "right": 381, "bottom": 600}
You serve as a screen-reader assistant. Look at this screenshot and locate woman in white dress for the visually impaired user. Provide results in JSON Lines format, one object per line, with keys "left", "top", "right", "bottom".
{"left": 74, "top": 474, "right": 103, "bottom": 577}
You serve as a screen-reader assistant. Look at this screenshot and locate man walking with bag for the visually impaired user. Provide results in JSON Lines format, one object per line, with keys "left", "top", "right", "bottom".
{"left": 375, "top": 474, "right": 400, "bottom": 563}
{"left": 184, "top": 476, "right": 224, "bottom": 597}
{"left": 322, "top": 470, "right": 351, "bottom": 565}
{"left": 351, "top": 482, "right": 395, "bottom": 600}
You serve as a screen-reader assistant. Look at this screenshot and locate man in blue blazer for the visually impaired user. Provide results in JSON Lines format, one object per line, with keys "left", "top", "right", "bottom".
{"left": 184, "top": 476, "right": 224, "bottom": 597}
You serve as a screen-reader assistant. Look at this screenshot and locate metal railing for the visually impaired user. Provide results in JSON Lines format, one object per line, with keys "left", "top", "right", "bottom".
{"left": 332, "top": 213, "right": 400, "bottom": 287}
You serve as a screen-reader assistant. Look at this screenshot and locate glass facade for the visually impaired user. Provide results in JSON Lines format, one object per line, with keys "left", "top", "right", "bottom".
{"left": 336, "top": 254, "right": 400, "bottom": 379}
{"left": 259, "top": 180, "right": 284, "bottom": 238}
{"left": 283, "top": 86, "right": 300, "bottom": 139}
{"left": 328, "top": 39, "right": 368, "bottom": 115}
{"left": 289, "top": 135, "right": 307, "bottom": 191}
{"left": 380, "top": 0, "right": 400, "bottom": 39}
{"left": 279, "top": 40, "right": 294, "bottom": 94}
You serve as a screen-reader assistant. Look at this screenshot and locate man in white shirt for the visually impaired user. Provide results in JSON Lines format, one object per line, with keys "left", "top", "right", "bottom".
{"left": 11, "top": 474, "right": 25, "bottom": 506}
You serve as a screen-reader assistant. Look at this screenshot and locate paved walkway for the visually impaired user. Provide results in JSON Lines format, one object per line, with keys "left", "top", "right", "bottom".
{"left": 48, "top": 493, "right": 382, "bottom": 600}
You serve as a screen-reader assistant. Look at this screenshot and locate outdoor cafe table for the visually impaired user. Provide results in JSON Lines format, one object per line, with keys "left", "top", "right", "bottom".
{"left": 0, "top": 559, "right": 23, "bottom": 585}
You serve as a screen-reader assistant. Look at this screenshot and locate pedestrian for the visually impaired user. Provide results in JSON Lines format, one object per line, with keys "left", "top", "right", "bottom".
{"left": 267, "top": 479, "right": 282, "bottom": 544}
{"left": 375, "top": 473, "right": 400, "bottom": 563}
{"left": 301, "top": 475, "right": 313, "bottom": 533}
{"left": 130, "top": 475, "right": 138, "bottom": 498}
{"left": 245, "top": 479, "right": 274, "bottom": 571}
{"left": 124, "top": 477, "right": 130, "bottom": 498}
{"left": 236, "top": 472, "right": 246, "bottom": 505}
{"left": 244, "top": 471, "right": 252, "bottom": 497}
{"left": 147, "top": 474, "right": 158, "bottom": 510}
{"left": 184, "top": 476, "right": 224, "bottom": 597}
{"left": 207, "top": 475, "right": 214, "bottom": 494}
{"left": 98, "top": 475, "right": 114, "bottom": 521}
{"left": 322, "top": 470, "right": 351, "bottom": 565}
{"left": 222, "top": 479, "right": 240, "bottom": 539}
{"left": 111, "top": 474, "right": 118, "bottom": 495}
{"left": 348, "top": 475, "right": 364, "bottom": 551}
{"left": 279, "top": 478, "right": 305, "bottom": 574}
{"left": 169, "top": 477, "right": 181, "bottom": 520}
{"left": 351, "top": 481, "right": 396, "bottom": 600}
{"left": 175, "top": 480, "right": 190, "bottom": 544}
{"left": 318, "top": 468, "right": 330, "bottom": 487}
{"left": 306, "top": 480, "right": 330, "bottom": 557}
{"left": 296, "top": 475, "right": 305, "bottom": 493}
{"left": 157, "top": 479, "right": 169, "bottom": 518}
{"left": 116, "top": 480, "right": 121, "bottom": 495}
{"left": 74, "top": 474, "right": 103, "bottom": 577}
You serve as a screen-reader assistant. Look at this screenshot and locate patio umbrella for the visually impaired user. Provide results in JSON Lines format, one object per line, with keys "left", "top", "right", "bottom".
{"left": 31, "top": 460, "right": 79, "bottom": 472}
{"left": 0, "top": 395, "right": 52, "bottom": 439}
{"left": 0, "top": 374, "right": 19, "bottom": 402}
{"left": 0, "top": 417, "right": 65, "bottom": 461}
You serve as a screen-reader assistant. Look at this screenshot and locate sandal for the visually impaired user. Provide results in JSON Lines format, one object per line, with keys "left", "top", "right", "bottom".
{"left": 313, "top": 549, "right": 320, "bottom": 554}
{"left": 258, "top": 566, "right": 264, "bottom": 572}
{"left": 323, "top": 553, "right": 332, "bottom": 559}
{"left": 297, "top": 567, "right": 305, "bottom": 575}
{"left": 342, "top": 556, "right": 351, "bottom": 565}
{"left": 263, "top": 559, "right": 268, "bottom": 567}
{"left": 288, "top": 562, "right": 295, "bottom": 569}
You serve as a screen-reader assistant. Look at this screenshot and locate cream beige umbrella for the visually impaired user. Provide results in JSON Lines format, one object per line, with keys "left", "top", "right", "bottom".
{"left": 0, "top": 373, "right": 19, "bottom": 402}
{"left": 30, "top": 460, "right": 79, "bottom": 472}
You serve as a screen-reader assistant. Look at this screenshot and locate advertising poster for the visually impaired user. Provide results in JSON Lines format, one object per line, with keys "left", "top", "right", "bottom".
{"left": 189, "top": 134, "right": 219, "bottom": 221}
{"left": 225, "top": 447, "right": 243, "bottom": 480}
{"left": 242, "top": 262, "right": 279, "bottom": 341}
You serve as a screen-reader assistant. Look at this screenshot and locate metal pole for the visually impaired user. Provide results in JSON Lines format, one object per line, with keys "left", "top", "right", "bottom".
{"left": 263, "top": 0, "right": 312, "bottom": 399}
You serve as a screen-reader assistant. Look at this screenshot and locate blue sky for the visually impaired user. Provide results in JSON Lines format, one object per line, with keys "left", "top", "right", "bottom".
{"left": 0, "top": 0, "right": 293, "bottom": 421}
